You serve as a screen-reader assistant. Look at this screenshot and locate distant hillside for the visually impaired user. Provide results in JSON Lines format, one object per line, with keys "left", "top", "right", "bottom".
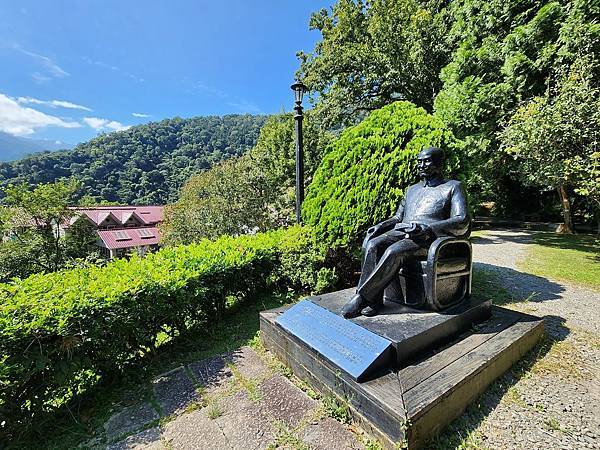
{"left": 0, "top": 115, "right": 267, "bottom": 204}
{"left": 0, "top": 131, "right": 72, "bottom": 161}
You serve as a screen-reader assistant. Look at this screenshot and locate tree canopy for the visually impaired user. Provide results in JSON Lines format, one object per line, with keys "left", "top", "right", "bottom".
{"left": 303, "top": 101, "right": 459, "bottom": 251}
{"left": 0, "top": 180, "right": 98, "bottom": 281}
{"left": 501, "top": 58, "right": 600, "bottom": 232}
{"left": 434, "top": 0, "right": 599, "bottom": 217}
{"left": 161, "top": 112, "right": 333, "bottom": 245}
{"left": 298, "top": 0, "right": 451, "bottom": 127}
{"left": 0, "top": 115, "right": 267, "bottom": 205}
{"left": 300, "top": 0, "right": 600, "bottom": 230}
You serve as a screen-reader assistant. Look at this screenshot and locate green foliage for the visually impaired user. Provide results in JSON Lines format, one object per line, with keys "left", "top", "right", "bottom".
{"left": 300, "top": 0, "right": 598, "bottom": 225}
{"left": 162, "top": 112, "right": 333, "bottom": 244}
{"left": 298, "top": 0, "right": 451, "bottom": 126}
{"left": 0, "top": 225, "right": 330, "bottom": 438}
{"left": 303, "top": 101, "right": 458, "bottom": 251}
{"left": 501, "top": 58, "right": 600, "bottom": 227}
{"left": 434, "top": 0, "right": 599, "bottom": 216}
{"left": 0, "top": 115, "right": 266, "bottom": 205}
{"left": 161, "top": 155, "right": 271, "bottom": 244}
{"left": 322, "top": 395, "right": 352, "bottom": 424}
{"left": 0, "top": 180, "right": 98, "bottom": 281}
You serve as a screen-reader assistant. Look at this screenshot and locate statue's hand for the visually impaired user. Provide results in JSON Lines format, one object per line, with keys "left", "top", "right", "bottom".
{"left": 408, "top": 222, "right": 432, "bottom": 238}
{"left": 367, "top": 224, "right": 382, "bottom": 236}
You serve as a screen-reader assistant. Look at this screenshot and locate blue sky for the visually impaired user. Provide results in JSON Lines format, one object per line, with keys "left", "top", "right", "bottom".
{"left": 0, "top": 0, "right": 333, "bottom": 145}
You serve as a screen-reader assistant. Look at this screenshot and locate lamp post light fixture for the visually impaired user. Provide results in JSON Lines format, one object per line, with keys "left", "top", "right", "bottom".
{"left": 291, "top": 80, "right": 307, "bottom": 224}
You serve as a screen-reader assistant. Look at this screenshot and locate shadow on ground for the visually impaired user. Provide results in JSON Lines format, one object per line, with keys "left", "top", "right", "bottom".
{"left": 531, "top": 232, "right": 600, "bottom": 255}
{"left": 472, "top": 233, "right": 533, "bottom": 246}
{"left": 474, "top": 262, "right": 565, "bottom": 303}
{"left": 474, "top": 230, "right": 600, "bottom": 262}
{"left": 429, "top": 255, "right": 574, "bottom": 449}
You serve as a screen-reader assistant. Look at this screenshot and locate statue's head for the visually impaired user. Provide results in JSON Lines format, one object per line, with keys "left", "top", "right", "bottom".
{"left": 417, "top": 146, "right": 444, "bottom": 180}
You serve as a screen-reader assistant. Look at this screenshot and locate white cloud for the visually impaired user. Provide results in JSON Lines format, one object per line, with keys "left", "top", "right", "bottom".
{"left": 193, "top": 81, "right": 261, "bottom": 114}
{"left": 227, "top": 100, "right": 262, "bottom": 114}
{"left": 13, "top": 45, "right": 69, "bottom": 77}
{"left": 31, "top": 72, "right": 51, "bottom": 84}
{"left": 83, "top": 117, "right": 130, "bottom": 132}
{"left": 82, "top": 57, "right": 144, "bottom": 82}
{"left": 17, "top": 96, "right": 92, "bottom": 112}
{"left": 0, "top": 93, "right": 81, "bottom": 136}
{"left": 132, "top": 112, "right": 151, "bottom": 118}
{"left": 194, "top": 82, "right": 228, "bottom": 98}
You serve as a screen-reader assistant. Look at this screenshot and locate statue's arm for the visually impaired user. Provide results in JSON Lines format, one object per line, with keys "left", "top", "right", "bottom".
{"left": 428, "top": 182, "right": 471, "bottom": 237}
{"left": 366, "top": 196, "right": 405, "bottom": 237}
{"left": 381, "top": 196, "right": 405, "bottom": 229}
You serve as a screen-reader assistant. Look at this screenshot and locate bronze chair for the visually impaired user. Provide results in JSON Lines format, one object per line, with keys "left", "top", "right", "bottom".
{"left": 384, "top": 237, "right": 473, "bottom": 311}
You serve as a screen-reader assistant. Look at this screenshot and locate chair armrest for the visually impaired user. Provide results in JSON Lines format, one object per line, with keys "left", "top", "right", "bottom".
{"left": 426, "top": 237, "right": 471, "bottom": 273}
{"left": 425, "top": 237, "right": 472, "bottom": 310}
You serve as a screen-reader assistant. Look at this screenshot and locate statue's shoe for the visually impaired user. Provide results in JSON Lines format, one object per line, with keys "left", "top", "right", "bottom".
{"left": 341, "top": 293, "right": 364, "bottom": 319}
{"left": 361, "top": 303, "right": 382, "bottom": 317}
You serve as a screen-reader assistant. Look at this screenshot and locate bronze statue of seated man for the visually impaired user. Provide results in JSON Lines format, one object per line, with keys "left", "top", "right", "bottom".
{"left": 341, "top": 146, "right": 471, "bottom": 319}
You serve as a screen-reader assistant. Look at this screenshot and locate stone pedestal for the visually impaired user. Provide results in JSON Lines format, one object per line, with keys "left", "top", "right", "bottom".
{"left": 260, "top": 289, "right": 543, "bottom": 449}
{"left": 309, "top": 288, "right": 491, "bottom": 370}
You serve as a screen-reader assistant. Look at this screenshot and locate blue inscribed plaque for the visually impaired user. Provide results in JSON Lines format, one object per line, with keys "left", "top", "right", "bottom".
{"left": 276, "top": 300, "right": 393, "bottom": 381}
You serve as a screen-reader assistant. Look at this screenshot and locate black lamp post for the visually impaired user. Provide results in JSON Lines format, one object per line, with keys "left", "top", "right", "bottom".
{"left": 291, "top": 80, "right": 307, "bottom": 224}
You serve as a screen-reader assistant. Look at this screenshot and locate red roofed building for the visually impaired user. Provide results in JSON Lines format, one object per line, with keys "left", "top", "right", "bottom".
{"left": 67, "top": 206, "right": 164, "bottom": 259}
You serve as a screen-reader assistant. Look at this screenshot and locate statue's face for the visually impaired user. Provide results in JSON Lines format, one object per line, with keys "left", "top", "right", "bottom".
{"left": 417, "top": 150, "right": 443, "bottom": 179}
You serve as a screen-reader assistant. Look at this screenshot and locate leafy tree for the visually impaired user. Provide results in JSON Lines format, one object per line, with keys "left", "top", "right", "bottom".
{"left": 161, "top": 156, "right": 271, "bottom": 244}
{"left": 434, "top": 0, "right": 598, "bottom": 216}
{"left": 0, "top": 115, "right": 267, "bottom": 205}
{"left": 501, "top": 59, "right": 600, "bottom": 233}
{"left": 245, "top": 111, "right": 333, "bottom": 224}
{"left": 161, "top": 113, "right": 333, "bottom": 244}
{"left": 298, "top": 0, "right": 451, "bottom": 127}
{"left": 0, "top": 180, "right": 97, "bottom": 280}
{"left": 303, "top": 101, "right": 459, "bottom": 253}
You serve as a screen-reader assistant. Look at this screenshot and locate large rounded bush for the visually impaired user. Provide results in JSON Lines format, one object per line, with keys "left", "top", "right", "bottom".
{"left": 303, "top": 101, "right": 459, "bottom": 251}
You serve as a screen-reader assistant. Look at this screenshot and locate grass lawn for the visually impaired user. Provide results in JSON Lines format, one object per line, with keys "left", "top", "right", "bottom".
{"left": 519, "top": 232, "right": 600, "bottom": 290}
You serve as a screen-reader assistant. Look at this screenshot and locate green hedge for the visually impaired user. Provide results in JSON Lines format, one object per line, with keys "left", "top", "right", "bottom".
{"left": 303, "top": 101, "right": 459, "bottom": 252}
{"left": 0, "top": 226, "right": 331, "bottom": 432}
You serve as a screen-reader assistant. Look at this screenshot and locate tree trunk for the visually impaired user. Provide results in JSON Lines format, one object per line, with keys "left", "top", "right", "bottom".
{"left": 556, "top": 185, "right": 574, "bottom": 234}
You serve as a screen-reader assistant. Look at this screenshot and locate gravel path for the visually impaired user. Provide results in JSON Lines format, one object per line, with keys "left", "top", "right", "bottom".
{"left": 445, "top": 229, "right": 600, "bottom": 450}
{"left": 474, "top": 229, "right": 600, "bottom": 335}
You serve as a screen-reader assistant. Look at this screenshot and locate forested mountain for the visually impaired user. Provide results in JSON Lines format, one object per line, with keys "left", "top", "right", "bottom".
{"left": 0, "top": 115, "right": 267, "bottom": 204}
{"left": 0, "top": 131, "right": 72, "bottom": 162}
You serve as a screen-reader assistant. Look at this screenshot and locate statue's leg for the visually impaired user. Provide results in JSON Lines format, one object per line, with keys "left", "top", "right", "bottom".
{"left": 357, "top": 239, "right": 427, "bottom": 306}
{"left": 358, "top": 232, "right": 403, "bottom": 288}
{"left": 342, "top": 232, "right": 404, "bottom": 318}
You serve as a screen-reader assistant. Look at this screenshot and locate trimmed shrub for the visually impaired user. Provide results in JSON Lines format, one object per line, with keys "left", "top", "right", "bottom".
{"left": 303, "top": 101, "right": 459, "bottom": 252}
{"left": 0, "top": 225, "right": 331, "bottom": 433}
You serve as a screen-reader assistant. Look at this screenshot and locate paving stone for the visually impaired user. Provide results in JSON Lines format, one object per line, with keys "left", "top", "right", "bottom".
{"left": 161, "top": 408, "right": 231, "bottom": 450}
{"left": 152, "top": 367, "right": 199, "bottom": 416}
{"left": 215, "top": 390, "right": 276, "bottom": 450}
{"left": 300, "top": 417, "right": 364, "bottom": 450}
{"left": 106, "top": 427, "right": 163, "bottom": 450}
{"left": 187, "top": 353, "right": 233, "bottom": 391}
{"left": 104, "top": 402, "right": 160, "bottom": 442}
{"left": 229, "top": 346, "right": 270, "bottom": 380}
{"left": 258, "top": 375, "right": 318, "bottom": 428}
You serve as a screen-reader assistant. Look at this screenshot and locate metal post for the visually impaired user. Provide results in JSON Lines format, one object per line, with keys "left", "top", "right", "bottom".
{"left": 294, "top": 102, "right": 304, "bottom": 224}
